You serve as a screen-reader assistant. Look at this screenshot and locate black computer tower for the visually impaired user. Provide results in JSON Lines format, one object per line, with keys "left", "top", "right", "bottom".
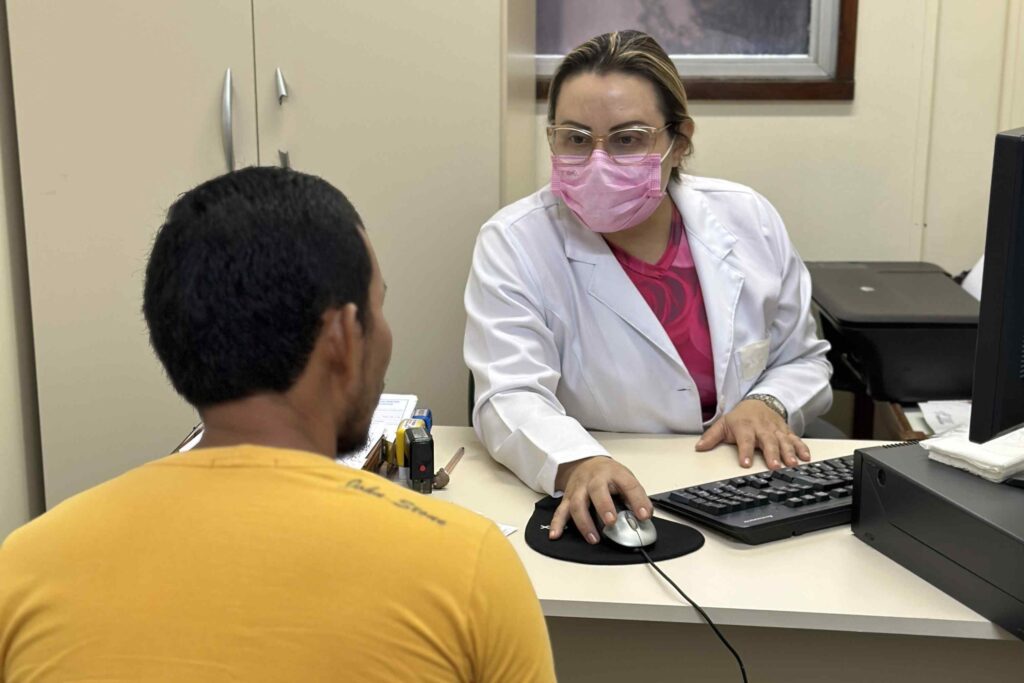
{"left": 853, "top": 443, "right": 1024, "bottom": 641}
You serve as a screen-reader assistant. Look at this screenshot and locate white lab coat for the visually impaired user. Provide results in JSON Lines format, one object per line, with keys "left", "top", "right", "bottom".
{"left": 464, "top": 176, "right": 832, "bottom": 495}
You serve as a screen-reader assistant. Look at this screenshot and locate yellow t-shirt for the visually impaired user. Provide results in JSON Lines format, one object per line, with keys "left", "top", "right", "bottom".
{"left": 0, "top": 445, "right": 555, "bottom": 682}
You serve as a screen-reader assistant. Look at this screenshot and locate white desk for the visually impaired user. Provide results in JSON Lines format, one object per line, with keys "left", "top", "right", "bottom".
{"left": 430, "top": 427, "right": 1024, "bottom": 682}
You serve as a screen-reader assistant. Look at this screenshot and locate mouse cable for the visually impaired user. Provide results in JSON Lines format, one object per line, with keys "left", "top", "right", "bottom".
{"left": 638, "top": 547, "right": 748, "bottom": 683}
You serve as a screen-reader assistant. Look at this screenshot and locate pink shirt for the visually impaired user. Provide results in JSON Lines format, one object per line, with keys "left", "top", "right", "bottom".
{"left": 609, "top": 206, "right": 717, "bottom": 420}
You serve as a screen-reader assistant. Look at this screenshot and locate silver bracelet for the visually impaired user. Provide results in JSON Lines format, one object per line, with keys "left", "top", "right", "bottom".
{"left": 745, "top": 393, "right": 788, "bottom": 421}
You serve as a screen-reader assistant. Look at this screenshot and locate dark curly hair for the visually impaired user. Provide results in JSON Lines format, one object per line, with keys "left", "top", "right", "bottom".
{"left": 143, "top": 166, "right": 370, "bottom": 408}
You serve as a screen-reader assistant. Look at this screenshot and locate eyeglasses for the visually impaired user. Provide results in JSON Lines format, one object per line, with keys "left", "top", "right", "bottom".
{"left": 546, "top": 123, "right": 675, "bottom": 165}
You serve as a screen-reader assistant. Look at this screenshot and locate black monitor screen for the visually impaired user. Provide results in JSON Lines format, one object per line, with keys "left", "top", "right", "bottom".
{"left": 969, "top": 127, "right": 1024, "bottom": 443}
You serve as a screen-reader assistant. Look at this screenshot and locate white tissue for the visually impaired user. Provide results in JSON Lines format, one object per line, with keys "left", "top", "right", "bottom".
{"left": 920, "top": 424, "right": 1024, "bottom": 482}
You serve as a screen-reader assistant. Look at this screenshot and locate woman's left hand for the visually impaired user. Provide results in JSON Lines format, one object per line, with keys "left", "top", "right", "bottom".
{"left": 695, "top": 399, "right": 811, "bottom": 469}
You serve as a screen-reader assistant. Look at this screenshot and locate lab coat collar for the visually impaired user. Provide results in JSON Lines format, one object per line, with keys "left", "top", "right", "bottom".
{"left": 560, "top": 202, "right": 607, "bottom": 265}
{"left": 673, "top": 176, "right": 744, "bottom": 422}
{"left": 670, "top": 176, "right": 737, "bottom": 261}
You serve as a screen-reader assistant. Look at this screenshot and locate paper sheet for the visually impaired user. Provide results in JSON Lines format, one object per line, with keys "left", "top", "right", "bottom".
{"left": 335, "top": 393, "right": 418, "bottom": 469}
{"left": 961, "top": 255, "right": 984, "bottom": 301}
{"left": 918, "top": 400, "right": 972, "bottom": 435}
{"left": 178, "top": 429, "right": 203, "bottom": 452}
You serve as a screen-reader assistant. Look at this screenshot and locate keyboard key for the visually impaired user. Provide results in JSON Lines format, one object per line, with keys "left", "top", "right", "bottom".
{"left": 800, "top": 494, "right": 817, "bottom": 504}
{"left": 766, "top": 490, "right": 787, "bottom": 502}
{"left": 703, "top": 502, "right": 728, "bottom": 515}
{"left": 730, "top": 477, "right": 748, "bottom": 486}
{"left": 812, "top": 491, "right": 830, "bottom": 502}
{"left": 784, "top": 497, "right": 804, "bottom": 508}
{"left": 775, "top": 469, "right": 798, "bottom": 482}
{"left": 669, "top": 491, "right": 701, "bottom": 506}
{"left": 785, "top": 473, "right": 831, "bottom": 490}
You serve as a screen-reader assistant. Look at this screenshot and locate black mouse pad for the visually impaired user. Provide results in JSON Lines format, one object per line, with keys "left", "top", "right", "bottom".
{"left": 524, "top": 495, "right": 705, "bottom": 565}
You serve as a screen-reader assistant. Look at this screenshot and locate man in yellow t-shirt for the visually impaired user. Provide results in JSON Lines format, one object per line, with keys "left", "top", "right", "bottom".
{"left": 0, "top": 167, "right": 556, "bottom": 682}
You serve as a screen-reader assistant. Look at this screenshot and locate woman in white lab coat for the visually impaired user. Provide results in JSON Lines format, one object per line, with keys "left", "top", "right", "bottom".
{"left": 464, "top": 31, "right": 832, "bottom": 544}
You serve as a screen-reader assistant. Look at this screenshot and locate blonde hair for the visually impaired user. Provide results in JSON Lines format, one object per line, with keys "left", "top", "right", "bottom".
{"left": 548, "top": 30, "right": 693, "bottom": 180}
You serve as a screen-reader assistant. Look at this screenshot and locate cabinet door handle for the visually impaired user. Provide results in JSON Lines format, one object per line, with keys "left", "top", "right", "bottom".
{"left": 221, "top": 68, "right": 234, "bottom": 171}
{"left": 276, "top": 68, "right": 289, "bottom": 167}
{"left": 275, "top": 67, "right": 288, "bottom": 105}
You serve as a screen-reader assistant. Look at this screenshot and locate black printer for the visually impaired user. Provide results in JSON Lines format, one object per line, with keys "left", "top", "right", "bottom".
{"left": 853, "top": 442, "right": 1024, "bottom": 640}
{"left": 807, "top": 261, "right": 979, "bottom": 402}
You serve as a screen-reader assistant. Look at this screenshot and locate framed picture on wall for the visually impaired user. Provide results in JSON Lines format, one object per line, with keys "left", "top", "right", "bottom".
{"left": 537, "top": 0, "right": 859, "bottom": 100}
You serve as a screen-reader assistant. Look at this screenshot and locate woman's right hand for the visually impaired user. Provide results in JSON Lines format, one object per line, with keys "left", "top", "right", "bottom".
{"left": 548, "top": 456, "right": 653, "bottom": 544}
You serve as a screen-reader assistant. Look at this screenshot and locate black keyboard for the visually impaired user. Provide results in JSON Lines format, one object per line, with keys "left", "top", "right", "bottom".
{"left": 651, "top": 455, "right": 856, "bottom": 545}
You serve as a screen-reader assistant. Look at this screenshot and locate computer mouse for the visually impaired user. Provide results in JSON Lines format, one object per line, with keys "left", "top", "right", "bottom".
{"left": 600, "top": 502, "right": 658, "bottom": 549}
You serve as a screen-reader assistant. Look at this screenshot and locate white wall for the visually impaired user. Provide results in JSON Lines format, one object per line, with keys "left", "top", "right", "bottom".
{"left": 0, "top": 0, "right": 43, "bottom": 538}
{"left": 922, "top": 0, "right": 1024, "bottom": 268}
{"left": 534, "top": 0, "right": 1024, "bottom": 274}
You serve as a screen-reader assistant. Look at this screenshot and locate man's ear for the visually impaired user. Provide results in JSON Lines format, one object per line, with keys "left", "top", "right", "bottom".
{"left": 321, "top": 303, "right": 363, "bottom": 378}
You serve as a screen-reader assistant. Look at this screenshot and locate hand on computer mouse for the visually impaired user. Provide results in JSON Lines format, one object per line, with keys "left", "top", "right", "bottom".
{"left": 601, "top": 504, "right": 658, "bottom": 548}
{"left": 549, "top": 456, "right": 652, "bottom": 544}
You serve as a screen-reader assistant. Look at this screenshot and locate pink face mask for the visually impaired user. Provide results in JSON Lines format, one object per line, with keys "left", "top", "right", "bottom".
{"left": 551, "top": 149, "right": 669, "bottom": 233}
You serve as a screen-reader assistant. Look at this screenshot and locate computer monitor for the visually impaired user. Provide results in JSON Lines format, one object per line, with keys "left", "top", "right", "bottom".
{"left": 969, "top": 127, "right": 1024, "bottom": 443}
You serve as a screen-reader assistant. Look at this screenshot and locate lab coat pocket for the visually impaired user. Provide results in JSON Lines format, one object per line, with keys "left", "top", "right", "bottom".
{"left": 736, "top": 339, "right": 770, "bottom": 382}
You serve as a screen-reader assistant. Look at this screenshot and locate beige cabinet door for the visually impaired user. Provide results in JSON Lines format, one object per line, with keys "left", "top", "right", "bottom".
{"left": 253, "top": 1, "right": 505, "bottom": 425}
{"left": 8, "top": 1, "right": 259, "bottom": 506}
